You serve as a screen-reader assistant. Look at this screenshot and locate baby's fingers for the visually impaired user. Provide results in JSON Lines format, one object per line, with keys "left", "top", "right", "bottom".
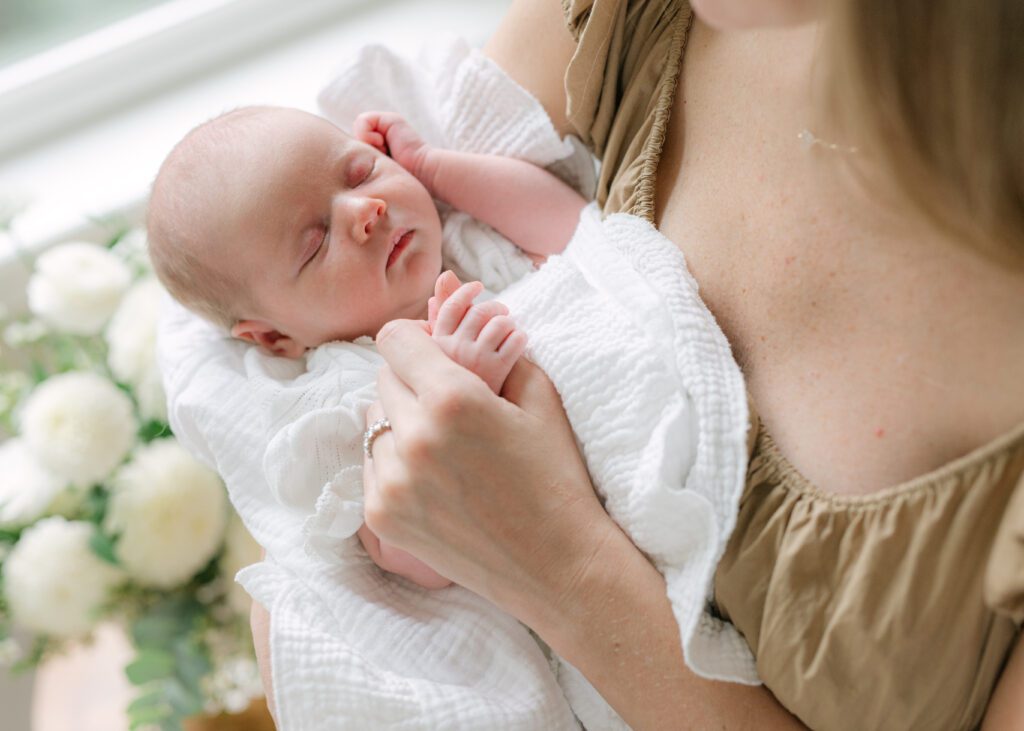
{"left": 455, "top": 301, "right": 509, "bottom": 341}
{"left": 353, "top": 113, "right": 388, "bottom": 153}
{"left": 498, "top": 330, "right": 528, "bottom": 366}
{"left": 477, "top": 315, "right": 518, "bottom": 352}
{"left": 434, "top": 270, "right": 462, "bottom": 304}
{"left": 432, "top": 281, "right": 484, "bottom": 336}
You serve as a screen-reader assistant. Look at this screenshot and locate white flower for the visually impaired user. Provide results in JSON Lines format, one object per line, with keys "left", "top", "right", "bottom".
{"left": 20, "top": 372, "right": 136, "bottom": 487}
{"left": 0, "top": 439, "right": 65, "bottom": 527}
{"left": 0, "top": 188, "right": 31, "bottom": 229}
{"left": 2, "top": 319, "right": 48, "bottom": 347}
{"left": 2, "top": 517, "right": 122, "bottom": 638}
{"left": 219, "top": 513, "right": 262, "bottom": 614}
{"left": 27, "top": 242, "right": 131, "bottom": 335}
{"left": 106, "top": 439, "right": 227, "bottom": 589}
{"left": 105, "top": 278, "right": 167, "bottom": 421}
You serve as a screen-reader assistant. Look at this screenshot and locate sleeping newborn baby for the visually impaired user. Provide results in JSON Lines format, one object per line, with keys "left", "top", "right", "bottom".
{"left": 147, "top": 105, "right": 586, "bottom": 588}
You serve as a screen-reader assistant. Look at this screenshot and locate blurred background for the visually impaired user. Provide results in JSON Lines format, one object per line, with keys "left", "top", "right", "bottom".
{"left": 0, "top": 0, "right": 171, "bottom": 66}
{"left": 0, "top": 1, "right": 510, "bottom": 728}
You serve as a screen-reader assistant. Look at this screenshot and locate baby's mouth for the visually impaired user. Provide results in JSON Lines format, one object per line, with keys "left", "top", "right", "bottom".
{"left": 386, "top": 229, "right": 413, "bottom": 270}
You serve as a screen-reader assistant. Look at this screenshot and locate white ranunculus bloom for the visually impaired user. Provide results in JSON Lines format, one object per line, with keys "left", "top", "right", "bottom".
{"left": 2, "top": 517, "right": 122, "bottom": 638}
{"left": 0, "top": 439, "right": 65, "bottom": 527}
{"left": 27, "top": 241, "right": 131, "bottom": 335}
{"left": 20, "top": 372, "right": 136, "bottom": 487}
{"left": 106, "top": 278, "right": 167, "bottom": 421}
{"left": 219, "top": 513, "right": 262, "bottom": 614}
{"left": 106, "top": 439, "right": 228, "bottom": 589}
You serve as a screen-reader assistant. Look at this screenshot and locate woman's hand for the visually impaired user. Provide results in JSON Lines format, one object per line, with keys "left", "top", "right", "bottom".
{"left": 361, "top": 319, "right": 614, "bottom": 623}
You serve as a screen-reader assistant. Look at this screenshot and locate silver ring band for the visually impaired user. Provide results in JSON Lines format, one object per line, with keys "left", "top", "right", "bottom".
{"left": 363, "top": 417, "right": 392, "bottom": 459}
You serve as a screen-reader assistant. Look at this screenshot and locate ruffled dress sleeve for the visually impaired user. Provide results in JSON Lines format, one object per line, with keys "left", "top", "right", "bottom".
{"left": 561, "top": 0, "right": 692, "bottom": 218}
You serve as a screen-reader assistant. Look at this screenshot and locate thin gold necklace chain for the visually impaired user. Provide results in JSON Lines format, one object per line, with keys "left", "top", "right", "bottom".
{"left": 797, "top": 128, "right": 859, "bottom": 154}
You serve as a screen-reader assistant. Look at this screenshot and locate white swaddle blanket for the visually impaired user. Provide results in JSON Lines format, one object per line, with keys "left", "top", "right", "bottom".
{"left": 157, "top": 39, "right": 758, "bottom": 731}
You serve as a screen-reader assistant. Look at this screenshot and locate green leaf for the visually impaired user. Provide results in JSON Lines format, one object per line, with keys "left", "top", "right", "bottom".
{"left": 164, "top": 676, "right": 204, "bottom": 717}
{"left": 138, "top": 419, "right": 171, "bottom": 443}
{"left": 159, "top": 718, "right": 184, "bottom": 731}
{"left": 10, "top": 636, "right": 48, "bottom": 674}
{"left": 174, "top": 637, "right": 211, "bottom": 691}
{"left": 131, "top": 615, "right": 180, "bottom": 649}
{"left": 125, "top": 649, "right": 175, "bottom": 684}
{"left": 127, "top": 689, "right": 166, "bottom": 714}
{"left": 89, "top": 530, "right": 120, "bottom": 567}
{"left": 30, "top": 361, "right": 47, "bottom": 385}
{"left": 128, "top": 701, "right": 172, "bottom": 729}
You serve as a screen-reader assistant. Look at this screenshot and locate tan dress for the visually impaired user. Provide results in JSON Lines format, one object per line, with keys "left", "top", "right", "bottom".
{"left": 561, "top": 1, "right": 1024, "bottom": 728}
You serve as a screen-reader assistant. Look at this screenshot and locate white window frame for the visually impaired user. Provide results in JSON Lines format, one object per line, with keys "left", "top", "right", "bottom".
{"left": 0, "top": 0, "right": 369, "bottom": 159}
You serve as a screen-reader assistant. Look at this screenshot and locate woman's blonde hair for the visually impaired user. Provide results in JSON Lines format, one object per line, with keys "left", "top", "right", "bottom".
{"left": 824, "top": 0, "right": 1024, "bottom": 262}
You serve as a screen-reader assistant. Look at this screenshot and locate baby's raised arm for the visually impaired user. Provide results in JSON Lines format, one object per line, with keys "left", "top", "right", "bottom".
{"left": 354, "top": 112, "right": 586, "bottom": 260}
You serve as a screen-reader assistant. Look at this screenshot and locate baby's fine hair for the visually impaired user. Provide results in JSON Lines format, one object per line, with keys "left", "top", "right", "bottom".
{"left": 147, "top": 105, "right": 279, "bottom": 330}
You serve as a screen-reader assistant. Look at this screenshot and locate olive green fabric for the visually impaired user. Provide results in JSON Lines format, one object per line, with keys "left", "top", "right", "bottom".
{"left": 716, "top": 418, "right": 1024, "bottom": 730}
{"left": 561, "top": 1, "right": 1024, "bottom": 727}
{"left": 562, "top": 0, "right": 691, "bottom": 220}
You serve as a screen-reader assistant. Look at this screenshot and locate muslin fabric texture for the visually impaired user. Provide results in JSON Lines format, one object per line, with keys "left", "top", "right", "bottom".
{"left": 560, "top": 0, "right": 1024, "bottom": 728}
{"left": 158, "top": 38, "right": 755, "bottom": 731}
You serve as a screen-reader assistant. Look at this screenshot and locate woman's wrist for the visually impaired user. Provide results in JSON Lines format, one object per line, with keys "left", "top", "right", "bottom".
{"left": 502, "top": 507, "right": 637, "bottom": 651}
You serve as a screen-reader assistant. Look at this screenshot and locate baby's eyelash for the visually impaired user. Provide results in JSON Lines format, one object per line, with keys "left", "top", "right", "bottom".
{"left": 300, "top": 225, "right": 329, "bottom": 271}
{"left": 353, "top": 159, "right": 375, "bottom": 186}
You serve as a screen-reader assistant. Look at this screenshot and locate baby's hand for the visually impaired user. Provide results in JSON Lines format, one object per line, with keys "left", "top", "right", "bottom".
{"left": 353, "top": 112, "right": 431, "bottom": 184}
{"left": 356, "top": 523, "right": 451, "bottom": 590}
{"left": 428, "top": 273, "right": 527, "bottom": 395}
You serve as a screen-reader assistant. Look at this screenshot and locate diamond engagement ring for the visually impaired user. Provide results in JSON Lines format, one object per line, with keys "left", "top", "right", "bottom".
{"left": 363, "top": 417, "right": 392, "bottom": 459}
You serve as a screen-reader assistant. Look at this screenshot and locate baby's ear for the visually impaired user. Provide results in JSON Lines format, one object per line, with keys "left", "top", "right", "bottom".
{"left": 231, "top": 320, "right": 306, "bottom": 359}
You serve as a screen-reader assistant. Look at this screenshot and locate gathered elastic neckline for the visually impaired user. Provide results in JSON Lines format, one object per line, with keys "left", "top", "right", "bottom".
{"left": 753, "top": 417, "right": 1024, "bottom": 508}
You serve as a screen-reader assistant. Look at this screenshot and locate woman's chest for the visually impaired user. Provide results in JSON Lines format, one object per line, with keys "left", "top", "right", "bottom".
{"left": 653, "top": 22, "right": 1024, "bottom": 496}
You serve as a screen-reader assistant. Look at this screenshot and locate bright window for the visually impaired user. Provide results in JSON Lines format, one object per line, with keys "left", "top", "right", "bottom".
{"left": 0, "top": 0, "right": 172, "bottom": 67}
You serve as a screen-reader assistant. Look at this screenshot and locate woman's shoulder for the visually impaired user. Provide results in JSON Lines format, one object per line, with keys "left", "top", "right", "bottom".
{"left": 560, "top": 0, "right": 692, "bottom": 218}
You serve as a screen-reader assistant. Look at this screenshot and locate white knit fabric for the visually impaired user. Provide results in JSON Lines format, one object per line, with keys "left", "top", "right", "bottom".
{"left": 157, "top": 39, "right": 757, "bottom": 731}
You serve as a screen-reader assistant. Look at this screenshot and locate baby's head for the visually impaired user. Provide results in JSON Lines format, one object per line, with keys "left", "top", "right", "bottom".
{"left": 148, "top": 106, "right": 443, "bottom": 357}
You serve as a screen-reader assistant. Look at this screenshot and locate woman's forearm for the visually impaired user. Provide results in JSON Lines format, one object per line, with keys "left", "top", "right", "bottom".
{"left": 524, "top": 519, "right": 805, "bottom": 730}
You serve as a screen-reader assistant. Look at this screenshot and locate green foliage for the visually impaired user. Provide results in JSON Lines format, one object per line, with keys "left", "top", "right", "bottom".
{"left": 79, "top": 485, "right": 109, "bottom": 525}
{"left": 125, "top": 594, "right": 215, "bottom": 729}
{"left": 126, "top": 648, "right": 176, "bottom": 684}
{"left": 138, "top": 419, "right": 171, "bottom": 443}
{"left": 89, "top": 529, "right": 120, "bottom": 567}
{"left": 10, "top": 635, "right": 49, "bottom": 675}
{"left": 1, "top": 225, "right": 256, "bottom": 726}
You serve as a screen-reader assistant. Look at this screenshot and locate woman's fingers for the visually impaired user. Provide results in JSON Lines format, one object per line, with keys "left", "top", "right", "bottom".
{"left": 376, "top": 319, "right": 478, "bottom": 394}
{"left": 500, "top": 357, "right": 565, "bottom": 419}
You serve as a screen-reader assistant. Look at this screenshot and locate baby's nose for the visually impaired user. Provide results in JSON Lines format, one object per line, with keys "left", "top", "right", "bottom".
{"left": 353, "top": 197, "right": 387, "bottom": 244}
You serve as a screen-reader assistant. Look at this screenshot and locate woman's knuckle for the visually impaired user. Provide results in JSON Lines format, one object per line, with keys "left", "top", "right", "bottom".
{"left": 427, "top": 385, "right": 468, "bottom": 422}
{"left": 402, "top": 422, "right": 440, "bottom": 462}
